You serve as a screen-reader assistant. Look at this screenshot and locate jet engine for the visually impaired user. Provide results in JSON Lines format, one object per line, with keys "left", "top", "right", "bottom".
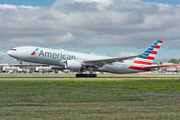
{"left": 65, "top": 60, "right": 83, "bottom": 70}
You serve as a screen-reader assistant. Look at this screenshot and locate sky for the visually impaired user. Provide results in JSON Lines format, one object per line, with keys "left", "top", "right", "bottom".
{"left": 0, "top": 0, "right": 180, "bottom": 64}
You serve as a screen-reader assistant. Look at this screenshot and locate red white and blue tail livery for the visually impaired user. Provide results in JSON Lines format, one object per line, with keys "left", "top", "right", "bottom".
{"left": 7, "top": 40, "right": 165, "bottom": 77}
{"left": 129, "top": 40, "right": 162, "bottom": 72}
{"left": 135, "top": 40, "right": 162, "bottom": 65}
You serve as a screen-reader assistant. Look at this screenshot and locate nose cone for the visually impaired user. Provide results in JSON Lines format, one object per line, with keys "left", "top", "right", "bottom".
{"left": 7, "top": 50, "right": 11, "bottom": 55}
{"left": 7, "top": 50, "right": 11, "bottom": 56}
{"left": 7, "top": 49, "right": 17, "bottom": 58}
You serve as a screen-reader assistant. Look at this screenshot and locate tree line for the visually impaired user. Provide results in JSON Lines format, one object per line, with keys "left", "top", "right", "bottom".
{"left": 168, "top": 58, "right": 180, "bottom": 64}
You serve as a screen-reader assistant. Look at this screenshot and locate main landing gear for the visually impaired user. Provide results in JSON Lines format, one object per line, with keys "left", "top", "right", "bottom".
{"left": 76, "top": 67, "right": 97, "bottom": 78}
{"left": 76, "top": 74, "right": 97, "bottom": 78}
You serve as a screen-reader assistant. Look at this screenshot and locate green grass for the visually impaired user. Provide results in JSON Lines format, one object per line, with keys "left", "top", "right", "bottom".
{"left": 0, "top": 77, "right": 180, "bottom": 119}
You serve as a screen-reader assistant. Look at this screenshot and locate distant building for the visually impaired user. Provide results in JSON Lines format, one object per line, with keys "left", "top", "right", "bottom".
{"left": 0, "top": 64, "right": 53, "bottom": 73}
{"left": 158, "top": 63, "right": 180, "bottom": 73}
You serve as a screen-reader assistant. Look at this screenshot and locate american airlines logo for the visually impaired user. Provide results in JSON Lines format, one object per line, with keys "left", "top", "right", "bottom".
{"left": 38, "top": 50, "right": 76, "bottom": 60}
{"left": 31, "top": 48, "right": 39, "bottom": 55}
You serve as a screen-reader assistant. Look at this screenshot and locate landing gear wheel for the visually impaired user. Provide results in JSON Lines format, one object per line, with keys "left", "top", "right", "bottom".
{"left": 93, "top": 74, "right": 97, "bottom": 77}
{"left": 76, "top": 74, "right": 80, "bottom": 77}
{"left": 84, "top": 74, "right": 89, "bottom": 77}
{"left": 75, "top": 74, "right": 97, "bottom": 78}
{"left": 89, "top": 74, "right": 92, "bottom": 77}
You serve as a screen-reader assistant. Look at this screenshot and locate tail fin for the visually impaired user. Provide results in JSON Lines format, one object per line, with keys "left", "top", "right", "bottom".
{"left": 134, "top": 40, "right": 163, "bottom": 67}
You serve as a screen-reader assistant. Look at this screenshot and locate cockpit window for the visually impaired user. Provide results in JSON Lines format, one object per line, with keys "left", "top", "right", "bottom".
{"left": 11, "top": 49, "right": 17, "bottom": 51}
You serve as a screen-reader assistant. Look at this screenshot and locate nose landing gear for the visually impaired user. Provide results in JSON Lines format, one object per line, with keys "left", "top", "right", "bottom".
{"left": 17, "top": 60, "right": 23, "bottom": 68}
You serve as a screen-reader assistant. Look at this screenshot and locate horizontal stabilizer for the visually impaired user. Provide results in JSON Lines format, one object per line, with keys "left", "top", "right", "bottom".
{"left": 143, "top": 65, "right": 178, "bottom": 68}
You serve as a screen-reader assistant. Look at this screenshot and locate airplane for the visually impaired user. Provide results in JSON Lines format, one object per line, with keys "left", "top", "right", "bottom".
{"left": 7, "top": 40, "right": 164, "bottom": 77}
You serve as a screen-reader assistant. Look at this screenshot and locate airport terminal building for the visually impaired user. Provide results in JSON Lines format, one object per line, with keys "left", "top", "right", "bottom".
{"left": 1, "top": 63, "right": 180, "bottom": 74}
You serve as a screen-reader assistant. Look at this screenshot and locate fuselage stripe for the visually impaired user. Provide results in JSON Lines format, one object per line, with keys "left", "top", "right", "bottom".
{"left": 129, "top": 66, "right": 151, "bottom": 71}
{"left": 134, "top": 60, "right": 152, "bottom": 65}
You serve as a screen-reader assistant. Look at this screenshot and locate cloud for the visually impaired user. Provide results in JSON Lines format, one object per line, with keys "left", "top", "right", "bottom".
{"left": 116, "top": 51, "right": 138, "bottom": 57}
{"left": 1, "top": 0, "right": 180, "bottom": 63}
{"left": 0, "top": 52, "right": 17, "bottom": 64}
{"left": 172, "top": 54, "right": 180, "bottom": 59}
{"left": 0, "top": 0, "right": 180, "bottom": 49}
{"left": 90, "top": 52, "right": 107, "bottom": 56}
{"left": 153, "top": 56, "right": 169, "bottom": 63}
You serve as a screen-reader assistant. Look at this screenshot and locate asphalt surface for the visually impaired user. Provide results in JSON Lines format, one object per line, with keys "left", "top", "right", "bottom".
{"left": 0, "top": 77, "right": 180, "bottom": 79}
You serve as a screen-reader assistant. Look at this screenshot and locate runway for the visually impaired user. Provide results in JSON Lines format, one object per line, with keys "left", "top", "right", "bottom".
{"left": 0, "top": 76, "right": 180, "bottom": 79}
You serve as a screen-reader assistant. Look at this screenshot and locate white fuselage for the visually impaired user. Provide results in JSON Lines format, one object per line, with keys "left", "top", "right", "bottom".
{"left": 7, "top": 46, "right": 156, "bottom": 74}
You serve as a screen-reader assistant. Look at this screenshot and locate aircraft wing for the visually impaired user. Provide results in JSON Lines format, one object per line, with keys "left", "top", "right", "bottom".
{"left": 83, "top": 54, "right": 142, "bottom": 67}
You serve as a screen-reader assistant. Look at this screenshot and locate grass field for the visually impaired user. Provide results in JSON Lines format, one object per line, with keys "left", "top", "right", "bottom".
{"left": 0, "top": 74, "right": 180, "bottom": 119}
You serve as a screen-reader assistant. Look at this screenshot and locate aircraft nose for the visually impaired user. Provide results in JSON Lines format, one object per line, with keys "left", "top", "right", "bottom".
{"left": 7, "top": 50, "right": 11, "bottom": 55}
{"left": 7, "top": 49, "right": 16, "bottom": 57}
{"left": 7, "top": 48, "right": 18, "bottom": 56}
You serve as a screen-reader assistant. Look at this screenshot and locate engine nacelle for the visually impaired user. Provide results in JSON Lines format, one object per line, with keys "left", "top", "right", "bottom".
{"left": 65, "top": 60, "right": 83, "bottom": 70}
